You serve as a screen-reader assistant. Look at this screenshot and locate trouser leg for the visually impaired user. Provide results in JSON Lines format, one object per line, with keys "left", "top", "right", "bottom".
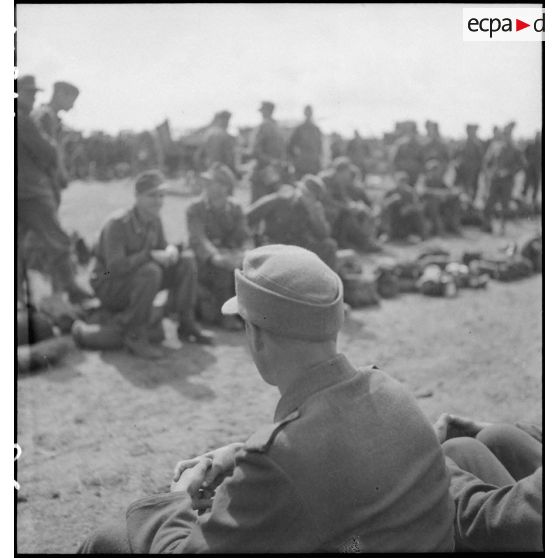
{"left": 77, "top": 521, "right": 131, "bottom": 554}
{"left": 442, "top": 437, "right": 515, "bottom": 487}
{"left": 476, "top": 424, "right": 542, "bottom": 481}
{"left": 95, "top": 262, "right": 162, "bottom": 336}
{"left": 163, "top": 251, "right": 198, "bottom": 328}
{"left": 18, "top": 198, "right": 75, "bottom": 291}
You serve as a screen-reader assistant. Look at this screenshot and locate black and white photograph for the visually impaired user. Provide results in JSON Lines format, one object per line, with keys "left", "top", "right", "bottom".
{"left": 15, "top": 3, "right": 543, "bottom": 553}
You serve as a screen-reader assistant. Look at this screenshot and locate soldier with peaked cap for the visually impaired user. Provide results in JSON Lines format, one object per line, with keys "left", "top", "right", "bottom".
{"left": 195, "top": 110, "right": 239, "bottom": 184}
{"left": 454, "top": 124, "right": 485, "bottom": 201}
{"left": 186, "top": 162, "right": 250, "bottom": 330}
{"left": 79, "top": 244, "right": 455, "bottom": 553}
{"left": 90, "top": 170, "right": 214, "bottom": 359}
{"left": 287, "top": 105, "right": 323, "bottom": 178}
{"left": 17, "top": 75, "right": 92, "bottom": 305}
{"left": 32, "top": 80, "right": 80, "bottom": 205}
{"left": 249, "top": 101, "right": 288, "bottom": 202}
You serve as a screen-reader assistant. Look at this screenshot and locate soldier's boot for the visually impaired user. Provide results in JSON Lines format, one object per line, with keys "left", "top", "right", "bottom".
{"left": 123, "top": 332, "right": 164, "bottom": 360}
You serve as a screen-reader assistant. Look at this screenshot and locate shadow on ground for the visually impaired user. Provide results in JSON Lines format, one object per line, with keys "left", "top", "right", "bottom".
{"left": 100, "top": 343, "right": 217, "bottom": 399}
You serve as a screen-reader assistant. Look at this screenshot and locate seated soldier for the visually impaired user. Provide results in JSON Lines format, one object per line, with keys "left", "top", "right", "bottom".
{"left": 421, "top": 158, "right": 462, "bottom": 236}
{"left": 89, "top": 171, "right": 214, "bottom": 359}
{"left": 79, "top": 245, "right": 455, "bottom": 553}
{"left": 187, "top": 163, "right": 250, "bottom": 330}
{"left": 381, "top": 170, "right": 425, "bottom": 241}
{"left": 246, "top": 174, "right": 337, "bottom": 270}
{"left": 319, "top": 157, "right": 380, "bottom": 253}
{"left": 434, "top": 413, "right": 542, "bottom": 552}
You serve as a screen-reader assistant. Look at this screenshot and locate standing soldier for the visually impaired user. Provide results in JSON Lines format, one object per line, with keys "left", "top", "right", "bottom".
{"left": 249, "top": 101, "right": 288, "bottom": 202}
{"left": 482, "top": 122, "right": 524, "bottom": 234}
{"left": 287, "top": 105, "right": 323, "bottom": 179}
{"left": 17, "top": 75, "right": 91, "bottom": 304}
{"left": 522, "top": 131, "right": 542, "bottom": 209}
{"left": 246, "top": 175, "right": 338, "bottom": 270}
{"left": 90, "top": 170, "right": 214, "bottom": 359}
{"left": 196, "top": 110, "right": 239, "bottom": 187}
{"left": 454, "top": 124, "right": 485, "bottom": 202}
{"left": 393, "top": 121, "right": 423, "bottom": 187}
{"left": 32, "top": 81, "right": 80, "bottom": 207}
{"left": 422, "top": 121, "right": 450, "bottom": 175}
{"left": 187, "top": 163, "right": 250, "bottom": 330}
{"left": 346, "top": 130, "right": 370, "bottom": 178}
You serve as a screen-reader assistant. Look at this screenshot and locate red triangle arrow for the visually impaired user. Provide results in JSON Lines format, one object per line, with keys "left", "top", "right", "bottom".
{"left": 516, "top": 19, "right": 530, "bottom": 31}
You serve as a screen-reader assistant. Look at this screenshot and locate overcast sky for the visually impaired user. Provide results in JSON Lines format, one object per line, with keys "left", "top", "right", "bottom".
{"left": 16, "top": 3, "right": 542, "bottom": 139}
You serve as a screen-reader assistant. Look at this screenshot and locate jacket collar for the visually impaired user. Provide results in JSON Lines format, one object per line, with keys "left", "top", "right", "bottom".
{"left": 274, "top": 353, "right": 357, "bottom": 422}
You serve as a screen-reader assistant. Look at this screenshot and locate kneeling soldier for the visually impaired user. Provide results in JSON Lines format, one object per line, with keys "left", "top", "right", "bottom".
{"left": 80, "top": 245, "right": 455, "bottom": 553}
{"left": 90, "top": 171, "right": 213, "bottom": 359}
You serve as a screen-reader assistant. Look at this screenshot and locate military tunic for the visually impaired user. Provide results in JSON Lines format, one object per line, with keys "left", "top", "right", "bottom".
{"left": 124, "top": 355, "right": 455, "bottom": 553}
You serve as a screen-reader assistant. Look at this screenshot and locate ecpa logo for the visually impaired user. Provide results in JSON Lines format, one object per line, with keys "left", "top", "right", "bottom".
{"left": 463, "top": 8, "right": 544, "bottom": 42}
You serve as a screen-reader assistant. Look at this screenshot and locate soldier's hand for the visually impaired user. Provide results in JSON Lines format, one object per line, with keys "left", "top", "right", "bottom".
{"left": 151, "top": 250, "right": 172, "bottom": 267}
{"left": 165, "top": 244, "right": 179, "bottom": 265}
{"left": 171, "top": 456, "right": 212, "bottom": 495}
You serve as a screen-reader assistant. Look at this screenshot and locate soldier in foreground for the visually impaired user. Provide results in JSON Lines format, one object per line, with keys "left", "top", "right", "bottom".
{"left": 89, "top": 170, "right": 213, "bottom": 359}
{"left": 79, "top": 244, "right": 455, "bottom": 553}
{"left": 187, "top": 163, "right": 250, "bottom": 330}
{"left": 434, "top": 413, "right": 542, "bottom": 551}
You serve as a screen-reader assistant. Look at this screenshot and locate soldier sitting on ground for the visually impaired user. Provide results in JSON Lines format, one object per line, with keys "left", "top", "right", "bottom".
{"left": 187, "top": 163, "right": 250, "bottom": 330}
{"left": 246, "top": 174, "right": 337, "bottom": 270}
{"left": 319, "top": 157, "right": 380, "bottom": 253}
{"left": 88, "top": 170, "right": 214, "bottom": 359}
{"left": 79, "top": 244, "right": 455, "bottom": 553}
{"left": 421, "top": 158, "right": 462, "bottom": 236}
{"left": 434, "top": 413, "right": 542, "bottom": 552}
{"left": 381, "top": 170, "right": 425, "bottom": 241}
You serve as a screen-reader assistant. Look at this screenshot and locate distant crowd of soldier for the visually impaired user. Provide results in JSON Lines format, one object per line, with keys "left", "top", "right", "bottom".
{"left": 17, "top": 75, "right": 542, "bottom": 359}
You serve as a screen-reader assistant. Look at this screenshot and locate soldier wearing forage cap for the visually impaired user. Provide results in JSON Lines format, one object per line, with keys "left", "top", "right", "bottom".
{"left": 392, "top": 120, "right": 424, "bottom": 187}
{"left": 90, "top": 170, "right": 214, "bottom": 359}
{"left": 249, "top": 101, "right": 288, "bottom": 202}
{"left": 17, "top": 75, "right": 92, "bottom": 304}
{"left": 79, "top": 244, "right": 455, "bottom": 553}
{"left": 454, "top": 124, "right": 485, "bottom": 201}
{"left": 482, "top": 121, "right": 524, "bottom": 234}
{"left": 186, "top": 163, "right": 250, "bottom": 330}
{"left": 195, "top": 110, "right": 239, "bottom": 185}
{"left": 32, "top": 81, "right": 80, "bottom": 205}
{"left": 287, "top": 105, "right": 323, "bottom": 179}
{"left": 246, "top": 174, "right": 338, "bottom": 269}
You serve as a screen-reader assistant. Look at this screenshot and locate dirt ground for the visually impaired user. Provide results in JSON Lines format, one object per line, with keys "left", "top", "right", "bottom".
{"left": 17, "top": 179, "right": 542, "bottom": 553}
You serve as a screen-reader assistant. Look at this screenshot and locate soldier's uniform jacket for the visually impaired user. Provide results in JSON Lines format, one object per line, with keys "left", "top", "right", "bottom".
{"left": 17, "top": 107, "right": 58, "bottom": 203}
{"left": 91, "top": 207, "right": 167, "bottom": 288}
{"left": 288, "top": 120, "right": 323, "bottom": 175}
{"left": 125, "top": 355, "right": 455, "bottom": 553}
{"left": 187, "top": 196, "right": 249, "bottom": 263}
{"left": 198, "top": 126, "right": 237, "bottom": 174}
{"left": 250, "top": 118, "right": 287, "bottom": 168}
{"left": 445, "top": 459, "right": 542, "bottom": 552}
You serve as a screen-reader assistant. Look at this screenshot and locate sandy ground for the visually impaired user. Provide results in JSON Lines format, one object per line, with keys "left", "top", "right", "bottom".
{"left": 17, "top": 179, "right": 542, "bottom": 553}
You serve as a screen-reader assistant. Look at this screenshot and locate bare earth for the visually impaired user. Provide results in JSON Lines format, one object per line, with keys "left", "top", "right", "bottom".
{"left": 17, "top": 180, "right": 542, "bottom": 553}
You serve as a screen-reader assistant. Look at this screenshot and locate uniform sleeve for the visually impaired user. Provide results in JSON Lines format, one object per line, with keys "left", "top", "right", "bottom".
{"left": 126, "top": 450, "right": 320, "bottom": 553}
{"left": 186, "top": 203, "right": 219, "bottom": 263}
{"left": 102, "top": 220, "right": 152, "bottom": 277}
{"left": 304, "top": 201, "right": 331, "bottom": 239}
{"left": 245, "top": 193, "right": 281, "bottom": 227}
{"left": 445, "top": 457, "right": 542, "bottom": 552}
{"left": 18, "top": 114, "right": 58, "bottom": 171}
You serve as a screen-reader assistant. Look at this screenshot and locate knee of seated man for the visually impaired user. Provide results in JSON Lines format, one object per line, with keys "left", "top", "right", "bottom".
{"left": 135, "top": 261, "right": 163, "bottom": 287}
{"left": 78, "top": 523, "right": 130, "bottom": 554}
{"left": 442, "top": 436, "right": 488, "bottom": 463}
{"left": 476, "top": 423, "right": 522, "bottom": 453}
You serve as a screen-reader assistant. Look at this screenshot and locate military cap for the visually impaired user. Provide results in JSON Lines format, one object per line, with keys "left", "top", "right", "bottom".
{"left": 216, "top": 110, "right": 232, "bottom": 120}
{"left": 466, "top": 123, "right": 479, "bottom": 132}
{"left": 259, "top": 101, "right": 275, "bottom": 113}
{"left": 201, "top": 162, "right": 236, "bottom": 190}
{"left": 18, "top": 75, "right": 42, "bottom": 92}
{"left": 54, "top": 81, "right": 80, "bottom": 97}
{"left": 134, "top": 170, "right": 168, "bottom": 195}
{"left": 222, "top": 244, "right": 344, "bottom": 341}
{"left": 332, "top": 156, "right": 352, "bottom": 173}
{"left": 503, "top": 121, "right": 516, "bottom": 133}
